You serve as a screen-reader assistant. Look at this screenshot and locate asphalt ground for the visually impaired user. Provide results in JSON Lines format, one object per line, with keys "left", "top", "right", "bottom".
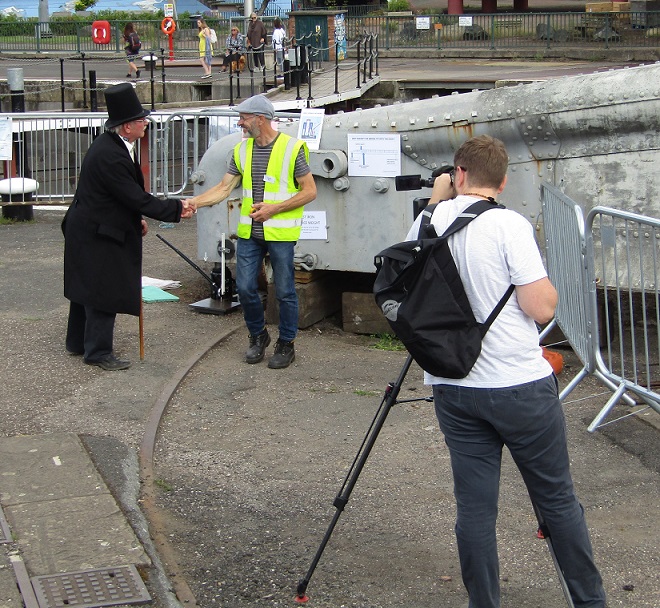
{"left": 0, "top": 207, "right": 659, "bottom": 607}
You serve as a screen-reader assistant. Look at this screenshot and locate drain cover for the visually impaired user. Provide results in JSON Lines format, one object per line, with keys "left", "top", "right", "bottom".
{"left": 0, "top": 507, "right": 11, "bottom": 543}
{"left": 31, "top": 565, "right": 151, "bottom": 608}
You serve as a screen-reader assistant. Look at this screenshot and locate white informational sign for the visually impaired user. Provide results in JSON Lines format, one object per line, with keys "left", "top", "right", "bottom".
{"left": 297, "top": 108, "right": 325, "bottom": 151}
{"left": 458, "top": 16, "right": 474, "bottom": 27}
{"left": 0, "top": 117, "right": 12, "bottom": 161}
{"left": 164, "top": 3, "right": 174, "bottom": 17}
{"left": 347, "top": 133, "right": 401, "bottom": 178}
{"left": 300, "top": 210, "right": 327, "bottom": 240}
{"left": 416, "top": 16, "right": 431, "bottom": 30}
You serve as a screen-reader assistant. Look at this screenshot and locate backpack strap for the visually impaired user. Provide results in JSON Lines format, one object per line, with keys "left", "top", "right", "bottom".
{"left": 419, "top": 198, "right": 514, "bottom": 335}
{"left": 416, "top": 202, "right": 439, "bottom": 239}
{"left": 440, "top": 199, "right": 503, "bottom": 239}
{"left": 480, "top": 284, "right": 515, "bottom": 336}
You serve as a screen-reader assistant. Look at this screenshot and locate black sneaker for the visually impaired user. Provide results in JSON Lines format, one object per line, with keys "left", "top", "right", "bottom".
{"left": 268, "top": 339, "right": 295, "bottom": 369}
{"left": 245, "top": 329, "right": 271, "bottom": 364}
{"left": 136, "top": 70, "right": 140, "bottom": 78}
{"left": 84, "top": 354, "right": 131, "bottom": 371}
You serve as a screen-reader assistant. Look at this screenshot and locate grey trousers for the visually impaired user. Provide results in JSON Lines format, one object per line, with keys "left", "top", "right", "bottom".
{"left": 433, "top": 375, "right": 606, "bottom": 608}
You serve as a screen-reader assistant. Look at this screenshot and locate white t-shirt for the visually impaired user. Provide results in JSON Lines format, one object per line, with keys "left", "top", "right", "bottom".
{"left": 405, "top": 195, "right": 553, "bottom": 388}
{"left": 272, "top": 28, "right": 286, "bottom": 51}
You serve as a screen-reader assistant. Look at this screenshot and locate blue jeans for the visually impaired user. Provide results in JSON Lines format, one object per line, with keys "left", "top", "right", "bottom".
{"left": 236, "top": 237, "right": 298, "bottom": 342}
{"left": 432, "top": 375, "right": 606, "bottom": 608}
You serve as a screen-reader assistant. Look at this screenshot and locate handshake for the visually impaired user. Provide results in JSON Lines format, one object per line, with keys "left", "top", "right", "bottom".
{"left": 180, "top": 199, "right": 197, "bottom": 219}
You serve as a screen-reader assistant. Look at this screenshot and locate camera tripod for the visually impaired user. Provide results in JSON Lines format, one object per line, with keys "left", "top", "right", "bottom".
{"left": 295, "top": 353, "right": 575, "bottom": 608}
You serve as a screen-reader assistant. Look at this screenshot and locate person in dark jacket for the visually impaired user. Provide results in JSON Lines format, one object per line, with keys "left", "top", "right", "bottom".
{"left": 62, "top": 83, "right": 195, "bottom": 371}
{"left": 246, "top": 12, "right": 267, "bottom": 69}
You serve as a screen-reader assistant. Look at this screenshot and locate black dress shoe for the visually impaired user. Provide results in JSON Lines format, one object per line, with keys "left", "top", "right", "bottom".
{"left": 84, "top": 354, "right": 131, "bottom": 371}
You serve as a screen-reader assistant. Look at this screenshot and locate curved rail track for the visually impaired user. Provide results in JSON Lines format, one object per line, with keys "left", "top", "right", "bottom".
{"left": 138, "top": 326, "right": 240, "bottom": 607}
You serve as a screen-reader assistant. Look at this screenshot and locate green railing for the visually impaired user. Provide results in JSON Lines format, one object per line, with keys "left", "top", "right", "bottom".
{"left": 0, "top": 17, "right": 285, "bottom": 56}
{"left": 0, "top": 12, "right": 658, "bottom": 54}
{"left": 347, "top": 11, "right": 660, "bottom": 50}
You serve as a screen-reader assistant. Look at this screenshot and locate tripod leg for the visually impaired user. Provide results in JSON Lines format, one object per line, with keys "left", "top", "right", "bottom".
{"left": 532, "top": 501, "right": 575, "bottom": 608}
{"left": 295, "top": 355, "right": 414, "bottom": 603}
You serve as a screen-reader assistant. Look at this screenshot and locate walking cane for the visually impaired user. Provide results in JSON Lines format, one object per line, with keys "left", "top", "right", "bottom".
{"left": 139, "top": 299, "right": 145, "bottom": 361}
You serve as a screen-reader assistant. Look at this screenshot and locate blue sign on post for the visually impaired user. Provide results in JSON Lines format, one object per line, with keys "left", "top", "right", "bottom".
{"left": 334, "top": 14, "right": 347, "bottom": 61}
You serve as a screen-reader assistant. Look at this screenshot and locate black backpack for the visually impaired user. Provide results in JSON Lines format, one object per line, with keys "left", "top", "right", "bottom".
{"left": 127, "top": 32, "right": 141, "bottom": 54}
{"left": 373, "top": 200, "right": 515, "bottom": 378}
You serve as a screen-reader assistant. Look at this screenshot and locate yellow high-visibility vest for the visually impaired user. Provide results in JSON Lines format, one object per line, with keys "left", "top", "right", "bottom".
{"left": 234, "top": 134, "right": 309, "bottom": 241}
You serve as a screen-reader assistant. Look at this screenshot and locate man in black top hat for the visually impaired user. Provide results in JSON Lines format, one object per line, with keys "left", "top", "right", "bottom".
{"left": 62, "top": 83, "right": 195, "bottom": 371}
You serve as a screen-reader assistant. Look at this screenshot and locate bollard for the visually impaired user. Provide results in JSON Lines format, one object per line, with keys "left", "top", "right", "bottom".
{"left": 143, "top": 55, "right": 158, "bottom": 110}
{"left": 6, "top": 67, "right": 33, "bottom": 200}
{"left": 7, "top": 68, "right": 25, "bottom": 113}
{"left": 283, "top": 58, "right": 291, "bottom": 90}
{"left": 0, "top": 177, "right": 38, "bottom": 222}
{"left": 90, "top": 70, "right": 98, "bottom": 112}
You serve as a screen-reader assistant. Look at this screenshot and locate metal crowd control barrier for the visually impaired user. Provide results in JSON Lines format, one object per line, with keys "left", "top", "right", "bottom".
{"left": 585, "top": 206, "right": 660, "bottom": 431}
{"left": 540, "top": 183, "right": 592, "bottom": 373}
{"left": 0, "top": 110, "right": 301, "bottom": 203}
{"left": 541, "top": 183, "right": 659, "bottom": 431}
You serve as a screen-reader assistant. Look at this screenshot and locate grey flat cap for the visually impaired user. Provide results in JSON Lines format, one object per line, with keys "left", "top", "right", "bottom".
{"left": 233, "top": 95, "right": 275, "bottom": 119}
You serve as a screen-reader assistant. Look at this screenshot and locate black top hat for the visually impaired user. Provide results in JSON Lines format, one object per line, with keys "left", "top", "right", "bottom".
{"left": 104, "top": 83, "right": 150, "bottom": 129}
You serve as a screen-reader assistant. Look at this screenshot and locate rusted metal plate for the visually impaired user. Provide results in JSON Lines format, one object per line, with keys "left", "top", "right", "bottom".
{"left": 31, "top": 565, "right": 150, "bottom": 608}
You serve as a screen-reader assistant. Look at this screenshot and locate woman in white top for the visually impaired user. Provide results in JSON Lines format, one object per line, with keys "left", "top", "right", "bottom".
{"left": 271, "top": 17, "right": 286, "bottom": 71}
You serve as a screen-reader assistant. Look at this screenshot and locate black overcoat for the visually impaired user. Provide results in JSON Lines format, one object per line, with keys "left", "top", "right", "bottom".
{"left": 63, "top": 131, "right": 182, "bottom": 316}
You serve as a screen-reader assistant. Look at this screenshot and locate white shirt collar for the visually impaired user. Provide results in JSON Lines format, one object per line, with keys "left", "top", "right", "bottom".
{"left": 121, "top": 136, "right": 135, "bottom": 157}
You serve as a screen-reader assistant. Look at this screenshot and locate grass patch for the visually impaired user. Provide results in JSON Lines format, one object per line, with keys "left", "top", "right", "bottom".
{"left": 370, "top": 333, "right": 405, "bottom": 351}
{"left": 354, "top": 389, "right": 379, "bottom": 397}
{"left": 154, "top": 478, "right": 173, "bottom": 492}
{"left": 0, "top": 216, "right": 35, "bottom": 225}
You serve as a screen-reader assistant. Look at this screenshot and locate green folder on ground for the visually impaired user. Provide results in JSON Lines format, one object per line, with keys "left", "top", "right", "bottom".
{"left": 142, "top": 285, "right": 180, "bottom": 303}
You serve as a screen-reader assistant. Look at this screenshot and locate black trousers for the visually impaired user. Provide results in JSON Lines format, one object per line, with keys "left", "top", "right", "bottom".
{"left": 252, "top": 49, "right": 265, "bottom": 68}
{"left": 66, "top": 301, "right": 116, "bottom": 362}
{"left": 222, "top": 52, "right": 243, "bottom": 68}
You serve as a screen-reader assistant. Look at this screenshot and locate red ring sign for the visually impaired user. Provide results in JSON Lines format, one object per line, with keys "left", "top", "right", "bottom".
{"left": 161, "top": 17, "right": 176, "bottom": 35}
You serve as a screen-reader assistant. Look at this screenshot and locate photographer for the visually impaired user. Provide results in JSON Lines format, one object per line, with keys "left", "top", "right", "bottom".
{"left": 406, "top": 135, "right": 606, "bottom": 608}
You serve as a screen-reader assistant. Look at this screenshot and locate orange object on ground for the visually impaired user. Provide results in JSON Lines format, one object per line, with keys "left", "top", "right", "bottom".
{"left": 542, "top": 347, "right": 564, "bottom": 375}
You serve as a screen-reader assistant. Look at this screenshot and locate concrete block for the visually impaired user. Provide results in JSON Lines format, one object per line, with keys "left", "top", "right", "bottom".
{"left": 342, "top": 292, "right": 391, "bottom": 335}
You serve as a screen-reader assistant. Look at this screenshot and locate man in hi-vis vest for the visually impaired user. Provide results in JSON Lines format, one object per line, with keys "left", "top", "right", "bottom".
{"left": 192, "top": 95, "right": 317, "bottom": 369}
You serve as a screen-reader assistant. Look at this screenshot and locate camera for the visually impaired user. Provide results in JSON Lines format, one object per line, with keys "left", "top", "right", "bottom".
{"left": 395, "top": 164, "right": 454, "bottom": 191}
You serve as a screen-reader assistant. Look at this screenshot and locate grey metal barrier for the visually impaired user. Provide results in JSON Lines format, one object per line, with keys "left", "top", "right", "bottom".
{"left": 541, "top": 183, "right": 659, "bottom": 431}
{"left": 585, "top": 206, "right": 660, "bottom": 431}
{"left": 540, "top": 183, "right": 593, "bottom": 375}
{"left": 0, "top": 109, "right": 299, "bottom": 204}
{"left": 0, "top": 113, "right": 105, "bottom": 203}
